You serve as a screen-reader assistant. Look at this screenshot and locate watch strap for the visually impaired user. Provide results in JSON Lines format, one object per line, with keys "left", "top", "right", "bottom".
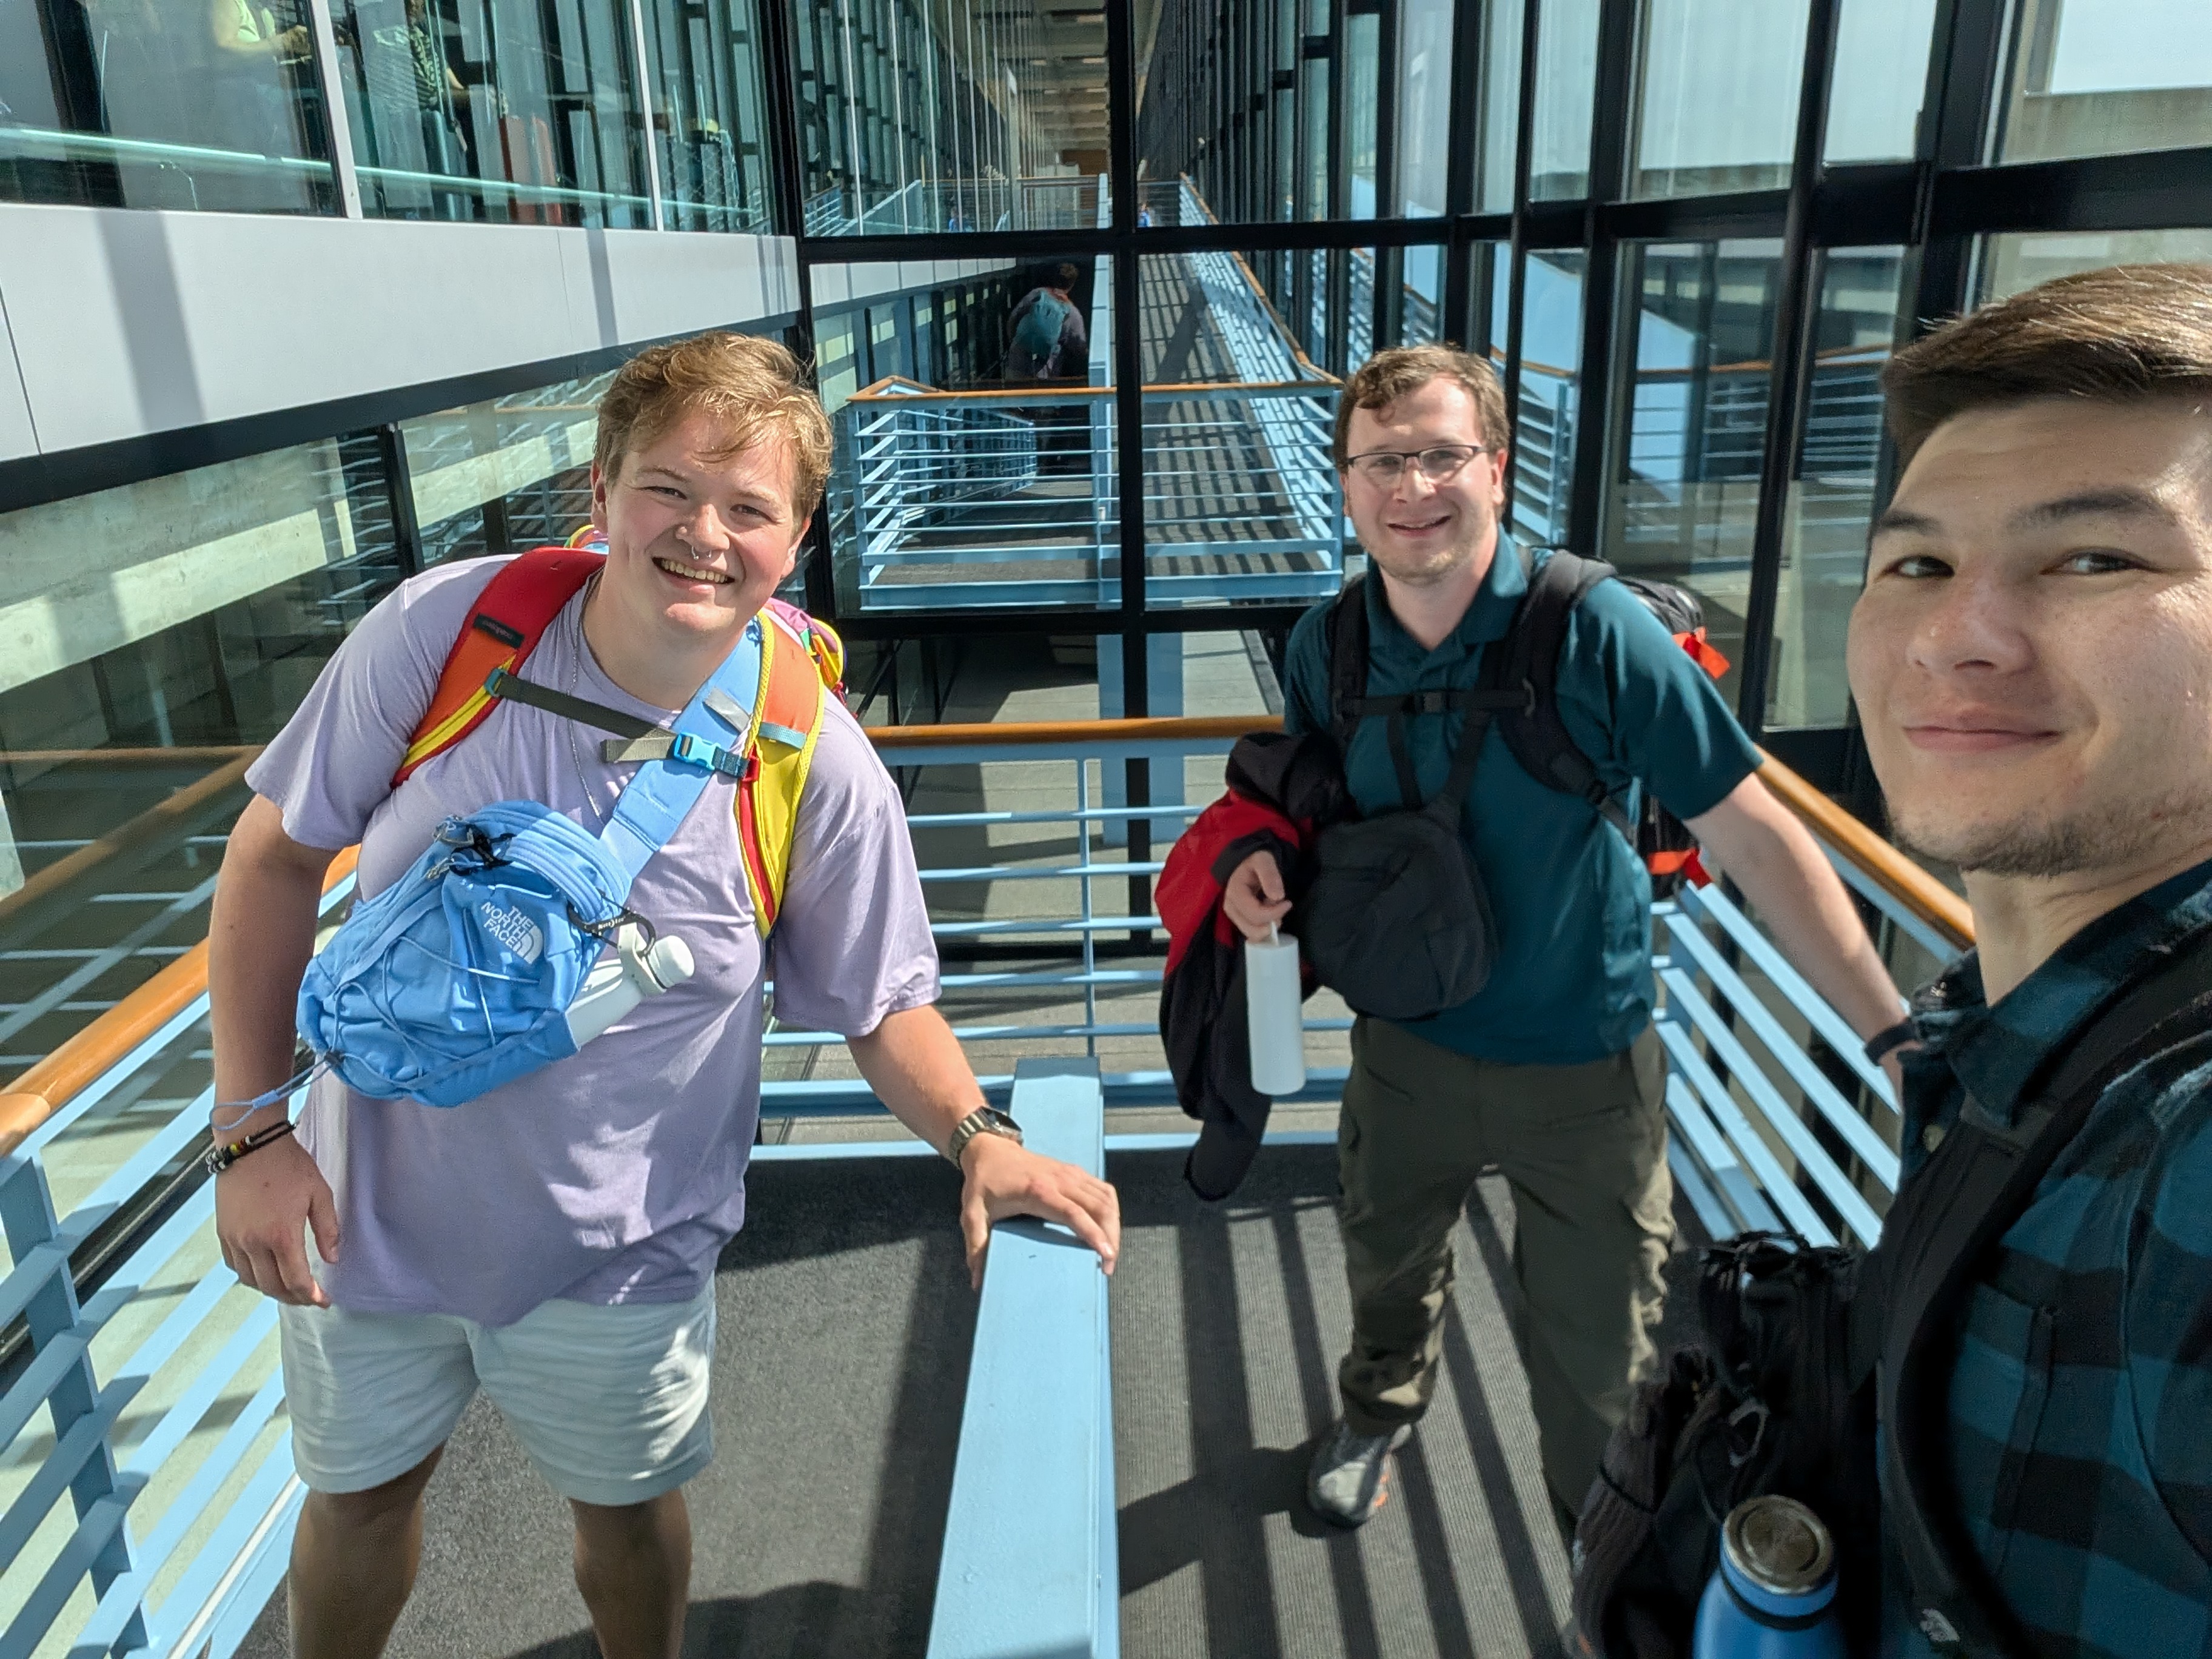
{"left": 945, "top": 1106, "right": 1021, "bottom": 1168}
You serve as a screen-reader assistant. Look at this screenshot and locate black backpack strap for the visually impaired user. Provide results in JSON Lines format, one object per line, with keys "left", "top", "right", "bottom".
{"left": 484, "top": 666, "right": 659, "bottom": 740}
{"left": 1483, "top": 548, "right": 1636, "bottom": 840}
{"left": 1326, "top": 571, "right": 1521, "bottom": 812}
{"left": 1874, "top": 927, "right": 2212, "bottom": 1654}
{"left": 1326, "top": 574, "right": 1370, "bottom": 759}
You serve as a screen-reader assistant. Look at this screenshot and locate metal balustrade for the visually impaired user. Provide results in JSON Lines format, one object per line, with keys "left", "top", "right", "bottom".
{"left": 0, "top": 717, "right": 1966, "bottom": 1657}
{"left": 801, "top": 174, "right": 1107, "bottom": 236}
{"left": 834, "top": 381, "right": 1345, "bottom": 611}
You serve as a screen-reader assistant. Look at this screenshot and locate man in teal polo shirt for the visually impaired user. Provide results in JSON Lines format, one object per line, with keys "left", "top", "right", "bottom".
{"left": 1222, "top": 344, "right": 1909, "bottom": 1537}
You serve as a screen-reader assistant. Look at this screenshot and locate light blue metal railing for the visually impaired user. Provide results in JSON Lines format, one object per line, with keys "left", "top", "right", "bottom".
{"left": 834, "top": 382, "right": 1345, "bottom": 612}
{"left": 0, "top": 719, "right": 1957, "bottom": 1655}
{"left": 800, "top": 175, "right": 1105, "bottom": 236}
{"left": 0, "top": 874, "right": 357, "bottom": 1659}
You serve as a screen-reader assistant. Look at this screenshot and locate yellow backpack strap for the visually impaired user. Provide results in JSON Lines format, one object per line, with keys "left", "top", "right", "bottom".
{"left": 736, "top": 603, "right": 840, "bottom": 934}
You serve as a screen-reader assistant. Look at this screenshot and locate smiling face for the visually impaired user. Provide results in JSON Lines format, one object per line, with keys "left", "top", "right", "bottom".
{"left": 1339, "top": 377, "right": 1509, "bottom": 588}
{"left": 588, "top": 407, "right": 809, "bottom": 662}
{"left": 1847, "top": 397, "right": 2212, "bottom": 879}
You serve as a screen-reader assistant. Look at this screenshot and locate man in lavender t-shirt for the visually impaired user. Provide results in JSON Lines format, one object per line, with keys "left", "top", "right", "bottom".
{"left": 206, "top": 333, "right": 1121, "bottom": 1659}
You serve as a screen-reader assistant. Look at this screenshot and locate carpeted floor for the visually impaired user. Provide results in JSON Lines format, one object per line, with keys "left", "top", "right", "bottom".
{"left": 236, "top": 1142, "right": 1690, "bottom": 1658}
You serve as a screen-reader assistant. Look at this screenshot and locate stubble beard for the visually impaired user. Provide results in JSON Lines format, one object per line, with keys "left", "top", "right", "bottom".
{"left": 1365, "top": 509, "right": 1488, "bottom": 589}
{"left": 1889, "top": 776, "right": 2212, "bottom": 880}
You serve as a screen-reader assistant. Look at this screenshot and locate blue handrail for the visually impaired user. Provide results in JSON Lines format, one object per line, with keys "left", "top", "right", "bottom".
{"left": 927, "top": 1058, "right": 1118, "bottom": 1659}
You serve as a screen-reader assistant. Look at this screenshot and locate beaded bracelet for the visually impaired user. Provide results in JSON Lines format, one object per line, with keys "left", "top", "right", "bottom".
{"left": 203, "top": 1118, "right": 296, "bottom": 1178}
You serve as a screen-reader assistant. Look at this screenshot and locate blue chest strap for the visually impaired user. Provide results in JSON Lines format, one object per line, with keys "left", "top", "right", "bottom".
{"left": 597, "top": 618, "right": 765, "bottom": 891}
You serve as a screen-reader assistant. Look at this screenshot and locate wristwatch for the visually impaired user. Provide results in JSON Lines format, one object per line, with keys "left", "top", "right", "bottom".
{"left": 944, "top": 1105, "right": 1022, "bottom": 1169}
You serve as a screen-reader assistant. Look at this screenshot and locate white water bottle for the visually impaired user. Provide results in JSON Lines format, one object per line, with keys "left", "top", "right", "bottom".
{"left": 1245, "top": 921, "right": 1307, "bottom": 1097}
{"left": 565, "top": 922, "right": 695, "bottom": 1049}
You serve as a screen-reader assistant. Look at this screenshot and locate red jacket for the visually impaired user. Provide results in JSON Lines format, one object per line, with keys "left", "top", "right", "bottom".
{"left": 1156, "top": 731, "right": 1343, "bottom": 1198}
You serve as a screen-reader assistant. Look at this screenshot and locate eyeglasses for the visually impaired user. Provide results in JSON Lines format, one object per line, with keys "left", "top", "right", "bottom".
{"left": 1344, "top": 444, "right": 1489, "bottom": 487}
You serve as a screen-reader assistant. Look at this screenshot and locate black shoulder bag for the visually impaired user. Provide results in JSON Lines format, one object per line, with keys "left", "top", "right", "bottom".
{"left": 1571, "top": 925, "right": 2212, "bottom": 1659}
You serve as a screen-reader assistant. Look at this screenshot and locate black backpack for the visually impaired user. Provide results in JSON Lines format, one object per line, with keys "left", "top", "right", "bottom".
{"left": 1570, "top": 929, "right": 2212, "bottom": 1659}
{"left": 1324, "top": 548, "right": 1721, "bottom": 895}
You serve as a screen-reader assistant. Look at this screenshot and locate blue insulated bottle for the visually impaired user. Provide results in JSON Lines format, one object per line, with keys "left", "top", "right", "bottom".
{"left": 1692, "top": 1496, "right": 1846, "bottom": 1659}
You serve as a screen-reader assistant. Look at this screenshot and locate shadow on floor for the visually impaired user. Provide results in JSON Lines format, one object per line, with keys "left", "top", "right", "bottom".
{"left": 1108, "top": 1146, "right": 1577, "bottom": 1659}
{"left": 233, "top": 1140, "right": 1703, "bottom": 1658}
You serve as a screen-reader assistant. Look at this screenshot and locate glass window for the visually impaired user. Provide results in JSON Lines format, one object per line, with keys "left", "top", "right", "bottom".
{"left": 819, "top": 259, "right": 1110, "bottom": 614}
{"left": 1139, "top": 252, "right": 1342, "bottom": 615}
{"left": 1513, "top": 249, "right": 1584, "bottom": 545}
{"left": 797, "top": 0, "right": 1107, "bottom": 235}
{"left": 1478, "top": 0, "right": 1525, "bottom": 210}
{"left": 1824, "top": 0, "right": 1939, "bottom": 162}
{"left": 1974, "top": 227, "right": 2212, "bottom": 301}
{"left": 1631, "top": 0, "right": 1808, "bottom": 198}
{"left": 1600, "top": 239, "right": 1785, "bottom": 702}
{"left": 402, "top": 369, "right": 618, "bottom": 565}
{"left": 1299, "top": 53, "right": 1328, "bottom": 219}
{"left": 1767, "top": 247, "right": 1906, "bottom": 731}
{"left": 1531, "top": 0, "right": 1599, "bottom": 199}
{"left": 330, "top": 0, "right": 653, "bottom": 225}
{"left": 1395, "top": 0, "right": 1451, "bottom": 219}
{"left": 1344, "top": 12, "right": 1379, "bottom": 220}
{"left": 0, "top": 0, "right": 338, "bottom": 212}
{"left": 1994, "top": 0, "right": 2212, "bottom": 164}
{"left": 638, "top": 0, "right": 772, "bottom": 232}
{"left": 0, "top": 431, "right": 401, "bottom": 1071}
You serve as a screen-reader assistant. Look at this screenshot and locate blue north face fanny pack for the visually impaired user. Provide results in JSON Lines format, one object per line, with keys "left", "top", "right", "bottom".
{"left": 295, "top": 623, "right": 763, "bottom": 1109}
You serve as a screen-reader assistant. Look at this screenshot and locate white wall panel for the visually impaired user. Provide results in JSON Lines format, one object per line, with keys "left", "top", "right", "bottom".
{"left": 0, "top": 293, "right": 33, "bottom": 463}
{"left": 0, "top": 204, "right": 800, "bottom": 458}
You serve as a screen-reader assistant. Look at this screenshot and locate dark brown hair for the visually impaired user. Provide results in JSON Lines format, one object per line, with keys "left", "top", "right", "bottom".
{"left": 594, "top": 332, "right": 834, "bottom": 520}
{"left": 1883, "top": 263, "right": 2212, "bottom": 466}
{"left": 1332, "top": 344, "right": 1510, "bottom": 469}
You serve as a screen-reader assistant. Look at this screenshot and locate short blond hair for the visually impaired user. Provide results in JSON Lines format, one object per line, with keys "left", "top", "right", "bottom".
{"left": 594, "top": 332, "right": 834, "bottom": 520}
{"left": 1333, "top": 344, "right": 1510, "bottom": 468}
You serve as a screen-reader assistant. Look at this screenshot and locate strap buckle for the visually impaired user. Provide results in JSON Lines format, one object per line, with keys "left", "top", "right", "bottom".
{"left": 666, "top": 732, "right": 748, "bottom": 779}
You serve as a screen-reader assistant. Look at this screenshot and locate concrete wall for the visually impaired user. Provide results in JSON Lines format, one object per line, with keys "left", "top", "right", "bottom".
{"left": 0, "top": 204, "right": 803, "bottom": 462}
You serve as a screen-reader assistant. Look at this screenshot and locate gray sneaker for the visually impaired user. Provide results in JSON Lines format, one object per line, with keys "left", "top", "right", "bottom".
{"left": 1305, "top": 1419, "right": 1412, "bottom": 1528}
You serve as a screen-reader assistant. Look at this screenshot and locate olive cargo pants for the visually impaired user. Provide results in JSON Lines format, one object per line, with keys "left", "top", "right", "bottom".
{"left": 1334, "top": 1016, "right": 1674, "bottom": 1512}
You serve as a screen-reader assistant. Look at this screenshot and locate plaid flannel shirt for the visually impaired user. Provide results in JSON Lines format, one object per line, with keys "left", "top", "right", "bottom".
{"left": 1883, "top": 859, "right": 2212, "bottom": 1658}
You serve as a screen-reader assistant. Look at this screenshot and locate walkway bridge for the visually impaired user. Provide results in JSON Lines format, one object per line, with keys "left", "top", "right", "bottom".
{"left": 0, "top": 714, "right": 1970, "bottom": 1659}
{"left": 832, "top": 178, "right": 1349, "bottom": 615}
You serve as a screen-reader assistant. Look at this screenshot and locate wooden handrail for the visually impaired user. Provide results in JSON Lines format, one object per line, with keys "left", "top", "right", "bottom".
{"left": 0, "top": 847, "right": 360, "bottom": 1160}
{"left": 1755, "top": 752, "right": 1974, "bottom": 950}
{"left": 0, "top": 718, "right": 1967, "bottom": 1158}
{"left": 0, "top": 745, "right": 264, "bottom": 767}
{"left": 847, "top": 377, "right": 1335, "bottom": 404}
{"left": 868, "top": 714, "right": 1267, "bottom": 749}
{"left": 0, "top": 754, "right": 261, "bottom": 953}
{"left": 871, "top": 716, "right": 1974, "bottom": 948}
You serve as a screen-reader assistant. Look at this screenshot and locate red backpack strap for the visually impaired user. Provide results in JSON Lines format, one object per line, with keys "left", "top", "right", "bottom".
{"left": 393, "top": 547, "right": 603, "bottom": 786}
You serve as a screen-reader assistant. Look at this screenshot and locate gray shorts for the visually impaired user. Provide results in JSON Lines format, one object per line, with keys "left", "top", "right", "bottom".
{"left": 278, "top": 1281, "right": 716, "bottom": 1507}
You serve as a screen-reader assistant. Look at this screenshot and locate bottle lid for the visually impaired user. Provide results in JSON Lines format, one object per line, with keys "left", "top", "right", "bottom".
{"left": 1721, "top": 1496, "right": 1834, "bottom": 1596}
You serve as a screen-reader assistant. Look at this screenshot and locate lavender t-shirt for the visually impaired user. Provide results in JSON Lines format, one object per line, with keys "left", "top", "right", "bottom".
{"left": 246, "top": 556, "right": 938, "bottom": 1326}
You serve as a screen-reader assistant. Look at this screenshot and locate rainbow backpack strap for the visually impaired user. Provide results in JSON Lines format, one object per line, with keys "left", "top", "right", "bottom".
{"left": 736, "top": 599, "right": 845, "bottom": 934}
{"left": 394, "top": 546, "right": 603, "bottom": 786}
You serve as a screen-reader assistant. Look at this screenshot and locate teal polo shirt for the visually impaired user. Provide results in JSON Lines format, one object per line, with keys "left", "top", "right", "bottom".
{"left": 1281, "top": 538, "right": 1763, "bottom": 1064}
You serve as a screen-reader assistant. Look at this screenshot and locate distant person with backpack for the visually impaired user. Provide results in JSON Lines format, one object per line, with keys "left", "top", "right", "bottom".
{"left": 1006, "top": 262, "right": 1087, "bottom": 380}
{"left": 206, "top": 332, "right": 1119, "bottom": 1659}
{"left": 1218, "top": 345, "right": 1908, "bottom": 1539}
{"left": 1839, "top": 264, "right": 2212, "bottom": 1657}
